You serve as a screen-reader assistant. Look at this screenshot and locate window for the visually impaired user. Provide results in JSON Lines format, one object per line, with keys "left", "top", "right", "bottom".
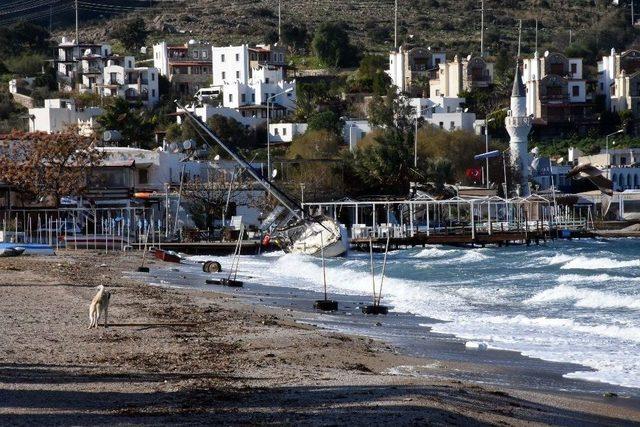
{"left": 202, "top": 51, "right": 207, "bottom": 59}
{"left": 152, "top": 89, "right": 156, "bottom": 97}
{"left": 439, "top": 122, "right": 444, "bottom": 129}
{"left": 570, "top": 63, "right": 577, "bottom": 74}
{"left": 193, "top": 51, "right": 199, "bottom": 58}
{"left": 274, "top": 128, "right": 279, "bottom": 135}
{"left": 241, "top": 93, "right": 246, "bottom": 103}
{"left": 450, "top": 121, "right": 455, "bottom": 130}
{"left": 222, "top": 71, "right": 226, "bottom": 80}
{"left": 282, "top": 128, "right": 287, "bottom": 136}
{"left": 621, "top": 157, "right": 627, "bottom": 165}
{"left": 236, "top": 71, "right": 240, "bottom": 79}
{"left": 138, "top": 169, "right": 148, "bottom": 184}
{"left": 572, "top": 86, "right": 580, "bottom": 97}
{"left": 151, "top": 73, "right": 155, "bottom": 81}
{"left": 265, "top": 77, "right": 270, "bottom": 84}
{"left": 128, "top": 60, "right": 132, "bottom": 68}
{"left": 251, "top": 93, "right": 255, "bottom": 102}
{"left": 235, "top": 53, "right": 239, "bottom": 61}
{"left": 221, "top": 54, "right": 225, "bottom": 62}
{"left": 228, "top": 94, "right": 233, "bottom": 102}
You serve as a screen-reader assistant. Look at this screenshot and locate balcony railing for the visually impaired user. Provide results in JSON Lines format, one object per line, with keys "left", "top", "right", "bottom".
{"left": 125, "top": 92, "right": 149, "bottom": 101}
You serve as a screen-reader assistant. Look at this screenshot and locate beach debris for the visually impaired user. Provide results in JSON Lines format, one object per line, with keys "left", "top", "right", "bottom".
{"left": 362, "top": 234, "right": 390, "bottom": 315}
{"left": 202, "top": 261, "right": 222, "bottom": 273}
{"left": 603, "top": 392, "right": 618, "bottom": 398}
{"left": 137, "top": 225, "right": 151, "bottom": 273}
{"left": 465, "top": 341, "right": 488, "bottom": 350}
{"left": 314, "top": 232, "right": 339, "bottom": 311}
{"left": 154, "top": 249, "right": 181, "bottom": 263}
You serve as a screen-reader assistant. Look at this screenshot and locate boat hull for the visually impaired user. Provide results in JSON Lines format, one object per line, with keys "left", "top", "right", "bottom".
{"left": 277, "top": 217, "right": 348, "bottom": 257}
{"left": 154, "top": 249, "right": 181, "bottom": 263}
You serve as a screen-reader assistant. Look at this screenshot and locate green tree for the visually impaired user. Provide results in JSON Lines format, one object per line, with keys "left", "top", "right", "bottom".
{"left": 307, "top": 110, "right": 342, "bottom": 135}
{"left": 206, "top": 115, "right": 256, "bottom": 150}
{"left": 281, "top": 23, "right": 309, "bottom": 51}
{"left": 97, "top": 98, "right": 155, "bottom": 148}
{"left": 346, "top": 55, "right": 391, "bottom": 95}
{"left": 311, "top": 22, "right": 358, "bottom": 68}
{"left": 112, "top": 17, "right": 149, "bottom": 52}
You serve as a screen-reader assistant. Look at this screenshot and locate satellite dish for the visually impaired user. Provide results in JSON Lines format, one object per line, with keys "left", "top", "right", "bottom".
{"left": 557, "top": 157, "right": 565, "bottom": 163}
{"left": 464, "top": 108, "right": 469, "bottom": 112}
{"left": 183, "top": 139, "right": 194, "bottom": 150}
{"left": 466, "top": 54, "right": 472, "bottom": 61}
{"left": 544, "top": 50, "right": 550, "bottom": 57}
{"left": 272, "top": 169, "right": 278, "bottom": 179}
{"left": 169, "top": 142, "right": 178, "bottom": 152}
{"left": 214, "top": 154, "right": 220, "bottom": 161}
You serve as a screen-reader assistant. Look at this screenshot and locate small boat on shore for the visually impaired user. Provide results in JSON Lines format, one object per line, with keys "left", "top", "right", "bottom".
{"left": 0, "top": 247, "right": 23, "bottom": 257}
{"left": 154, "top": 249, "right": 181, "bottom": 263}
{"left": 0, "top": 243, "right": 55, "bottom": 256}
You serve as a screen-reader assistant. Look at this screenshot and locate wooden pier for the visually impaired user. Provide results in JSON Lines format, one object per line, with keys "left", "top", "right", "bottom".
{"left": 351, "top": 230, "right": 552, "bottom": 251}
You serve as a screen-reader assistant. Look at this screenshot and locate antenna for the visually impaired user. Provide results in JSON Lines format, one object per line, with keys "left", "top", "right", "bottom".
{"left": 535, "top": 18, "right": 538, "bottom": 54}
{"left": 278, "top": 0, "right": 281, "bottom": 43}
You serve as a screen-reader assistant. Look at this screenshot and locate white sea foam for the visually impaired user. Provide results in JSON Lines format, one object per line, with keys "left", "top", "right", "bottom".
{"left": 413, "top": 247, "right": 458, "bottom": 258}
{"left": 525, "top": 284, "right": 640, "bottom": 311}
{"left": 560, "top": 256, "right": 640, "bottom": 270}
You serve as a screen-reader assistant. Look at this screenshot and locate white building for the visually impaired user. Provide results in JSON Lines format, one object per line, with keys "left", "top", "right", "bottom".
{"left": 211, "top": 44, "right": 287, "bottom": 87}
{"left": 101, "top": 56, "right": 160, "bottom": 107}
{"left": 599, "top": 48, "right": 640, "bottom": 117}
{"left": 522, "top": 51, "right": 588, "bottom": 123}
{"left": 410, "top": 96, "right": 476, "bottom": 132}
{"left": 177, "top": 103, "right": 267, "bottom": 129}
{"left": 153, "top": 40, "right": 213, "bottom": 96}
{"left": 28, "top": 98, "right": 103, "bottom": 135}
{"left": 506, "top": 65, "right": 534, "bottom": 196}
{"left": 388, "top": 45, "right": 446, "bottom": 96}
{"left": 55, "top": 37, "right": 112, "bottom": 93}
{"left": 578, "top": 148, "right": 640, "bottom": 191}
{"left": 343, "top": 120, "right": 372, "bottom": 151}
{"left": 429, "top": 55, "right": 494, "bottom": 98}
{"left": 268, "top": 123, "right": 308, "bottom": 143}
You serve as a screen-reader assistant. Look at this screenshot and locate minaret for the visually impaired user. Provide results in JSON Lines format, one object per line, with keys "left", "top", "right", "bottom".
{"left": 505, "top": 62, "right": 533, "bottom": 196}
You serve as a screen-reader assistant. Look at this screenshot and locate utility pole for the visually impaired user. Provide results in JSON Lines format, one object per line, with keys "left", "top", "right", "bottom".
{"left": 480, "top": 0, "right": 484, "bottom": 57}
{"left": 49, "top": 5, "right": 52, "bottom": 34}
{"left": 569, "top": 28, "right": 572, "bottom": 45}
{"left": 632, "top": 0, "right": 635, "bottom": 26}
{"left": 517, "top": 19, "right": 522, "bottom": 58}
{"left": 394, "top": 0, "right": 398, "bottom": 49}
{"left": 75, "top": 0, "right": 79, "bottom": 45}
{"left": 278, "top": 0, "right": 281, "bottom": 43}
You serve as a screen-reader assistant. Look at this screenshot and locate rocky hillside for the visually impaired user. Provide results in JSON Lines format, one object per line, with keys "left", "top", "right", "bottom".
{"left": 57, "top": 0, "right": 632, "bottom": 61}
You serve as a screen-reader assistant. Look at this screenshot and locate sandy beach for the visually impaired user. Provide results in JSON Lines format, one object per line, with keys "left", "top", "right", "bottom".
{"left": 1, "top": 251, "right": 640, "bottom": 425}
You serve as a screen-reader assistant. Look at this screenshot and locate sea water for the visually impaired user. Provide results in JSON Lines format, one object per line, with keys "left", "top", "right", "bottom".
{"left": 189, "top": 239, "right": 640, "bottom": 389}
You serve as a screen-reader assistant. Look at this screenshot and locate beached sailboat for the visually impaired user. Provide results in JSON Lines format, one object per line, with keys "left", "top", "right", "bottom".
{"left": 177, "top": 102, "right": 348, "bottom": 257}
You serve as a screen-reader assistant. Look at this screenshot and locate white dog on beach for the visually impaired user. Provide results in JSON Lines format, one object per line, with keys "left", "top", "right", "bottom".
{"left": 88, "top": 285, "right": 111, "bottom": 329}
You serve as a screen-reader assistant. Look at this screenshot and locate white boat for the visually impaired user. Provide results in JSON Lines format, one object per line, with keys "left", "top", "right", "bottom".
{"left": 178, "top": 102, "right": 348, "bottom": 257}
{"left": 277, "top": 216, "right": 348, "bottom": 257}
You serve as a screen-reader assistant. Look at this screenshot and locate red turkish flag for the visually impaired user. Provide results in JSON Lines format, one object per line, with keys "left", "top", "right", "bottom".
{"left": 466, "top": 167, "right": 482, "bottom": 181}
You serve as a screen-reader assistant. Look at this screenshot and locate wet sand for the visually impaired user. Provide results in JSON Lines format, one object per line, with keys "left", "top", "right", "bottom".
{"left": 1, "top": 251, "right": 639, "bottom": 425}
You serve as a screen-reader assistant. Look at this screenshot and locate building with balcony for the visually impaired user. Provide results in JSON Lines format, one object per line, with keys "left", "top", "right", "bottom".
{"left": 27, "top": 98, "right": 103, "bottom": 135}
{"left": 387, "top": 45, "right": 446, "bottom": 96}
{"left": 55, "top": 37, "right": 113, "bottom": 93}
{"left": 429, "top": 55, "right": 494, "bottom": 98}
{"left": 522, "top": 51, "right": 592, "bottom": 131}
{"left": 599, "top": 49, "right": 640, "bottom": 133}
{"left": 101, "top": 57, "right": 159, "bottom": 107}
{"left": 211, "top": 44, "right": 287, "bottom": 87}
{"left": 153, "top": 40, "right": 213, "bottom": 96}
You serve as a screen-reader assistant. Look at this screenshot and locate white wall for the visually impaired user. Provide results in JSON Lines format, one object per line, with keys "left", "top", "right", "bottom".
{"left": 28, "top": 99, "right": 103, "bottom": 134}
{"left": 268, "top": 123, "right": 308, "bottom": 143}
{"left": 212, "top": 45, "right": 249, "bottom": 86}
{"left": 342, "top": 120, "right": 371, "bottom": 151}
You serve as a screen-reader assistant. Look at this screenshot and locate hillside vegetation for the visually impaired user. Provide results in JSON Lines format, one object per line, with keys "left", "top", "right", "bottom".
{"left": 53, "top": 0, "right": 636, "bottom": 63}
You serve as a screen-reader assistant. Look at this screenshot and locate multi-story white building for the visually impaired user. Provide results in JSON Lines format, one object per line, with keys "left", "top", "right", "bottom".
{"left": 177, "top": 43, "right": 295, "bottom": 128}
{"left": 27, "top": 98, "right": 103, "bottom": 135}
{"left": 153, "top": 40, "right": 213, "bottom": 96}
{"left": 211, "top": 44, "right": 287, "bottom": 87}
{"left": 101, "top": 56, "right": 159, "bottom": 107}
{"left": 55, "top": 37, "right": 113, "bottom": 93}
{"left": 387, "top": 45, "right": 446, "bottom": 96}
{"left": 578, "top": 148, "right": 640, "bottom": 191}
{"left": 429, "top": 55, "right": 494, "bottom": 98}
{"left": 599, "top": 49, "right": 640, "bottom": 121}
{"left": 522, "top": 51, "right": 589, "bottom": 126}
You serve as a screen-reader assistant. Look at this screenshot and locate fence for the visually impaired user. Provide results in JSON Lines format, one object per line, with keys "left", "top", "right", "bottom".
{"left": 0, "top": 207, "right": 164, "bottom": 252}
